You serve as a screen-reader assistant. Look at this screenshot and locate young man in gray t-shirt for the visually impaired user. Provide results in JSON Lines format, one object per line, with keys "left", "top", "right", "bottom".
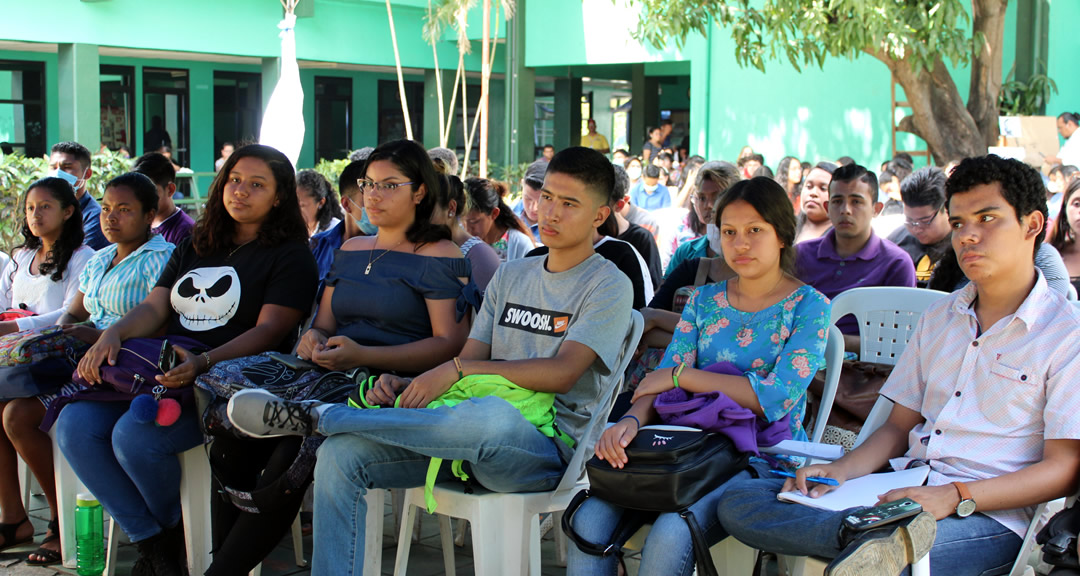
{"left": 227, "top": 147, "right": 633, "bottom": 575}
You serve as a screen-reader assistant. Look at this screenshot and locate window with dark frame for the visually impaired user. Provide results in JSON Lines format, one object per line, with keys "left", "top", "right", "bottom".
{"left": 314, "top": 76, "right": 352, "bottom": 162}
{"left": 213, "top": 71, "right": 262, "bottom": 158}
{"left": 377, "top": 79, "right": 423, "bottom": 147}
{"left": 0, "top": 60, "right": 46, "bottom": 157}
{"left": 142, "top": 68, "right": 190, "bottom": 167}
{"left": 100, "top": 65, "right": 135, "bottom": 154}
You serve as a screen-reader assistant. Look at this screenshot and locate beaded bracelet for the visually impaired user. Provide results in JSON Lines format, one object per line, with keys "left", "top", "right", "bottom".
{"left": 202, "top": 351, "right": 213, "bottom": 370}
{"left": 453, "top": 357, "right": 464, "bottom": 381}
{"left": 672, "top": 362, "right": 687, "bottom": 388}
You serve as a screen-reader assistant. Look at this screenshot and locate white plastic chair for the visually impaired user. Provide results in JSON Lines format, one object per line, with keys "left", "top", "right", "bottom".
{"left": 392, "top": 309, "right": 644, "bottom": 576}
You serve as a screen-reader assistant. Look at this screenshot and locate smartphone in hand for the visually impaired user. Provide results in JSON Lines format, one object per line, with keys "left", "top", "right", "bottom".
{"left": 842, "top": 498, "right": 923, "bottom": 532}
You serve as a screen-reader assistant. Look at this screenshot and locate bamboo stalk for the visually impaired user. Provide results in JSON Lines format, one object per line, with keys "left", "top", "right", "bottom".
{"left": 386, "top": 0, "right": 413, "bottom": 140}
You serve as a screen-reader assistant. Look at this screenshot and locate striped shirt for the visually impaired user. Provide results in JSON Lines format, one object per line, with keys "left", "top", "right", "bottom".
{"left": 881, "top": 270, "right": 1080, "bottom": 537}
{"left": 80, "top": 235, "right": 174, "bottom": 330}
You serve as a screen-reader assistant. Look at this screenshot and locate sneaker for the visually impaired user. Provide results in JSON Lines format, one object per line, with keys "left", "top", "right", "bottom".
{"left": 227, "top": 389, "right": 323, "bottom": 438}
{"left": 826, "top": 511, "right": 937, "bottom": 576}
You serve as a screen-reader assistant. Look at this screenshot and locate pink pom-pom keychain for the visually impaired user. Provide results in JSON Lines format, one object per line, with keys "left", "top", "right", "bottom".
{"left": 130, "top": 384, "right": 181, "bottom": 427}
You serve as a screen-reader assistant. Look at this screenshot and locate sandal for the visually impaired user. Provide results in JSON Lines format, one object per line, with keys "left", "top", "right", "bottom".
{"left": 26, "top": 519, "right": 61, "bottom": 567}
{"left": 0, "top": 516, "right": 32, "bottom": 552}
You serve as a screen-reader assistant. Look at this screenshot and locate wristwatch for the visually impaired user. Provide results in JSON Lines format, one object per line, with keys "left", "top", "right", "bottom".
{"left": 953, "top": 481, "right": 976, "bottom": 517}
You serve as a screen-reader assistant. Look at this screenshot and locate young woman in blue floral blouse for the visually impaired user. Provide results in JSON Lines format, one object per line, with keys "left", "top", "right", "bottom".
{"left": 568, "top": 177, "right": 832, "bottom": 576}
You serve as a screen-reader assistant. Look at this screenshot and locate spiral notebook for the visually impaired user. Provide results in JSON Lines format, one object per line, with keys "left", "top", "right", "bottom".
{"left": 776, "top": 466, "right": 931, "bottom": 511}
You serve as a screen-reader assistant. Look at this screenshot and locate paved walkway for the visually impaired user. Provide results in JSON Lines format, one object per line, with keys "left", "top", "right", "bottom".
{"left": 3, "top": 492, "right": 573, "bottom": 576}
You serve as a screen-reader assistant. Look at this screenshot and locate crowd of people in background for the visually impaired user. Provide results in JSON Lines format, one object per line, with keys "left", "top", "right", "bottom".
{"left": 0, "top": 109, "right": 1078, "bottom": 576}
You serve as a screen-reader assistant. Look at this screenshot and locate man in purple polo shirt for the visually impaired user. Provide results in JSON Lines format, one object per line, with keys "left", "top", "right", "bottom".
{"left": 796, "top": 162, "right": 915, "bottom": 349}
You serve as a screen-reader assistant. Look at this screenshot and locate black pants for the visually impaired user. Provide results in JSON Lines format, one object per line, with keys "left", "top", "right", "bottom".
{"left": 204, "top": 435, "right": 311, "bottom": 576}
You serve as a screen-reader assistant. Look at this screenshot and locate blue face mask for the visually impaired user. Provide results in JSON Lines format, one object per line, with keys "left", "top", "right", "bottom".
{"left": 346, "top": 196, "right": 378, "bottom": 235}
{"left": 48, "top": 168, "right": 83, "bottom": 192}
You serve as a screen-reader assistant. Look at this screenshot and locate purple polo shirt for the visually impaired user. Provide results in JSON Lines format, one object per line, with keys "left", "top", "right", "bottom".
{"left": 795, "top": 229, "right": 916, "bottom": 334}
{"left": 152, "top": 208, "right": 195, "bottom": 246}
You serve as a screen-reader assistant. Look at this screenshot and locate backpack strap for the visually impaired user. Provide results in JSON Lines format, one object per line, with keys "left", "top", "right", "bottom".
{"left": 560, "top": 490, "right": 655, "bottom": 560}
{"left": 215, "top": 436, "right": 324, "bottom": 514}
{"left": 681, "top": 508, "right": 719, "bottom": 576}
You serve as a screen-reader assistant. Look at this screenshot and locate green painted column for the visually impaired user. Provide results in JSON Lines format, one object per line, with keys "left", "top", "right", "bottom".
{"left": 553, "top": 77, "right": 582, "bottom": 151}
{"left": 57, "top": 43, "right": 100, "bottom": 150}
{"left": 188, "top": 65, "right": 214, "bottom": 172}
{"left": 506, "top": 0, "right": 535, "bottom": 164}
{"left": 629, "top": 64, "right": 659, "bottom": 156}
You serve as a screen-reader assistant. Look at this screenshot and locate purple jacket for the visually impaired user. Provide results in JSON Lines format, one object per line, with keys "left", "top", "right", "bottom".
{"left": 653, "top": 362, "right": 791, "bottom": 454}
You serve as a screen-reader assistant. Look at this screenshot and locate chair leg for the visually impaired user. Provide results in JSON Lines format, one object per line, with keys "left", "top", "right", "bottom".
{"left": 392, "top": 495, "right": 420, "bottom": 576}
{"left": 18, "top": 456, "right": 31, "bottom": 511}
{"left": 364, "top": 489, "right": 384, "bottom": 576}
{"left": 911, "top": 555, "right": 930, "bottom": 576}
{"left": 104, "top": 515, "right": 122, "bottom": 576}
{"left": 249, "top": 565, "right": 262, "bottom": 576}
{"left": 52, "top": 430, "right": 83, "bottom": 569}
{"left": 178, "top": 447, "right": 213, "bottom": 576}
{"left": 438, "top": 514, "right": 457, "bottom": 576}
{"left": 467, "top": 504, "right": 504, "bottom": 576}
{"left": 454, "top": 518, "right": 467, "bottom": 547}
{"left": 291, "top": 513, "right": 306, "bottom": 567}
{"left": 553, "top": 511, "right": 568, "bottom": 567}
{"left": 710, "top": 538, "right": 759, "bottom": 576}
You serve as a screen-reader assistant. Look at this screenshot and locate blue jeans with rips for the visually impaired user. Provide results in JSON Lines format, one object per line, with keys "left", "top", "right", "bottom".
{"left": 55, "top": 400, "right": 204, "bottom": 542}
{"left": 566, "top": 469, "right": 755, "bottom": 576}
{"left": 716, "top": 478, "right": 1023, "bottom": 576}
{"left": 310, "top": 397, "right": 566, "bottom": 576}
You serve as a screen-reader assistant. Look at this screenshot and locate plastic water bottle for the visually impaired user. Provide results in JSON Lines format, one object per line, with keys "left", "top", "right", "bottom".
{"left": 75, "top": 492, "right": 104, "bottom": 576}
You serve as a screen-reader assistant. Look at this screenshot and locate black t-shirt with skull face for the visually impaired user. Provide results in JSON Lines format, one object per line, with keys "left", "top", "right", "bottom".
{"left": 155, "top": 237, "right": 318, "bottom": 350}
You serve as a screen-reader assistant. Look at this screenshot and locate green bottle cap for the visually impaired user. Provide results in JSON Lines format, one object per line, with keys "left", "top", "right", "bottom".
{"left": 76, "top": 492, "right": 99, "bottom": 507}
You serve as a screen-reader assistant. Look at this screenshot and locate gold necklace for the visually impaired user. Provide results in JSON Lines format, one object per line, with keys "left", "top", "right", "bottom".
{"left": 365, "top": 234, "right": 407, "bottom": 275}
{"left": 731, "top": 274, "right": 786, "bottom": 340}
{"left": 227, "top": 238, "right": 256, "bottom": 260}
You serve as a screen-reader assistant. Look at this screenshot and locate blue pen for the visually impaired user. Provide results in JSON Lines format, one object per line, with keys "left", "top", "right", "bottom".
{"left": 770, "top": 469, "right": 839, "bottom": 486}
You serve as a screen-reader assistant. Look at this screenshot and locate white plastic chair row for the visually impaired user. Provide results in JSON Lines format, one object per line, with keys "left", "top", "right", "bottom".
{"left": 391, "top": 309, "right": 644, "bottom": 576}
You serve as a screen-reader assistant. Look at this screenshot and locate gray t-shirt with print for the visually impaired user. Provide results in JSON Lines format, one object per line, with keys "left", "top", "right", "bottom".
{"left": 471, "top": 253, "right": 633, "bottom": 461}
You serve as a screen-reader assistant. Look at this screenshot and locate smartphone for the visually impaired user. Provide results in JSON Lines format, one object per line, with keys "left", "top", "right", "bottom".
{"left": 842, "top": 498, "right": 923, "bottom": 532}
{"left": 267, "top": 351, "right": 319, "bottom": 371}
{"left": 158, "top": 339, "right": 180, "bottom": 373}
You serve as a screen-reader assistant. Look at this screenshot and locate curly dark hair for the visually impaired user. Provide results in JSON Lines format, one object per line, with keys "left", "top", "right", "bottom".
{"left": 946, "top": 155, "right": 1047, "bottom": 255}
{"left": 1051, "top": 178, "right": 1080, "bottom": 253}
{"left": 297, "top": 169, "right": 343, "bottom": 232}
{"left": 192, "top": 144, "right": 308, "bottom": 256}
{"left": 13, "top": 177, "right": 85, "bottom": 283}
{"left": 715, "top": 177, "right": 798, "bottom": 276}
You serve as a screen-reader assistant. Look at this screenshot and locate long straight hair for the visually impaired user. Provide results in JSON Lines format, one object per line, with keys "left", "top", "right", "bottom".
{"left": 13, "top": 177, "right": 84, "bottom": 282}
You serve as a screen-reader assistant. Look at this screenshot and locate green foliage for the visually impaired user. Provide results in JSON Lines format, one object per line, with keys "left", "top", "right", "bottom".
{"left": 623, "top": 0, "right": 976, "bottom": 76}
{"left": 999, "top": 69, "right": 1058, "bottom": 116}
{"left": 313, "top": 158, "right": 351, "bottom": 194}
{"left": 87, "top": 149, "right": 134, "bottom": 200}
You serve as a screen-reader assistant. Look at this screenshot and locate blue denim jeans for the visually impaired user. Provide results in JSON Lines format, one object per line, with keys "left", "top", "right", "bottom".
{"left": 716, "top": 478, "right": 1023, "bottom": 576}
{"left": 310, "top": 397, "right": 566, "bottom": 576}
{"left": 55, "top": 400, "right": 204, "bottom": 542}
{"left": 566, "top": 469, "right": 754, "bottom": 576}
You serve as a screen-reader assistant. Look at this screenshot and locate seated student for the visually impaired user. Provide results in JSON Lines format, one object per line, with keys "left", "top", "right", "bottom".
{"left": 430, "top": 169, "right": 500, "bottom": 292}
{"left": 629, "top": 164, "right": 671, "bottom": 212}
{"left": 133, "top": 152, "right": 195, "bottom": 245}
{"left": 737, "top": 152, "right": 764, "bottom": 179}
{"left": 1047, "top": 165, "right": 1078, "bottom": 223}
{"left": 664, "top": 161, "right": 742, "bottom": 276}
{"left": 794, "top": 162, "right": 837, "bottom": 244}
{"left": 204, "top": 140, "right": 472, "bottom": 576}
{"left": 3, "top": 173, "right": 174, "bottom": 566}
{"left": 567, "top": 177, "right": 830, "bottom": 576}
{"left": 311, "top": 155, "right": 375, "bottom": 284}
{"left": 224, "top": 146, "right": 633, "bottom": 576}
{"left": 1051, "top": 179, "right": 1080, "bottom": 295}
{"left": 611, "top": 164, "right": 662, "bottom": 289}
{"left": 0, "top": 178, "right": 94, "bottom": 336}
{"left": 526, "top": 165, "right": 654, "bottom": 309}
{"left": 48, "top": 141, "right": 109, "bottom": 250}
{"left": 718, "top": 155, "right": 1080, "bottom": 576}
{"left": 463, "top": 177, "right": 536, "bottom": 262}
{"left": 796, "top": 163, "right": 915, "bottom": 348}
{"left": 297, "top": 169, "right": 344, "bottom": 237}
{"left": 930, "top": 233, "right": 1077, "bottom": 300}
{"left": 57, "top": 144, "right": 318, "bottom": 576}
{"left": 511, "top": 159, "right": 545, "bottom": 243}
{"left": 886, "top": 167, "right": 951, "bottom": 288}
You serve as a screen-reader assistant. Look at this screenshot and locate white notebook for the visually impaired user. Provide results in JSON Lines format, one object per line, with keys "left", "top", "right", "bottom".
{"left": 776, "top": 466, "right": 931, "bottom": 511}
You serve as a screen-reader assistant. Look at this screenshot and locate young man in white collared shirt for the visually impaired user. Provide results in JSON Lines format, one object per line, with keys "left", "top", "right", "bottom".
{"left": 715, "top": 155, "right": 1080, "bottom": 576}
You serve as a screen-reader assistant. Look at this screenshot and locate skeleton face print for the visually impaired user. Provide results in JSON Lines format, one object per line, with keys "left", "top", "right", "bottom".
{"left": 171, "top": 267, "right": 241, "bottom": 331}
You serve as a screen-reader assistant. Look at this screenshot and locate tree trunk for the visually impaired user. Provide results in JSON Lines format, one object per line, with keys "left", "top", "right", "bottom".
{"left": 892, "top": 55, "right": 987, "bottom": 164}
{"left": 968, "top": 0, "right": 1009, "bottom": 149}
{"left": 479, "top": 0, "right": 491, "bottom": 178}
{"left": 386, "top": 0, "right": 413, "bottom": 140}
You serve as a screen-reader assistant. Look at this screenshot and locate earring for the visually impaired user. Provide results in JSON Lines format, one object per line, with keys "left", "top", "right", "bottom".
{"left": 449, "top": 211, "right": 455, "bottom": 218}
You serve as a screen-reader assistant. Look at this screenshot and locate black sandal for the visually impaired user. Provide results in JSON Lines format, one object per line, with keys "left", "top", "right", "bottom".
{"left": 26, "top": 519, "right": 61, "bottom": 567}
{"left": 0, "top": 516, "right": 32, "bottom": 552}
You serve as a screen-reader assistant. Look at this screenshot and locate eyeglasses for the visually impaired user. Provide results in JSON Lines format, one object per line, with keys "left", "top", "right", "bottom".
{"left": 904, "top": 209, "right": 942, "bottom": 229}
{"left": 356, "top": 180, "right": 416, "bottom": 194}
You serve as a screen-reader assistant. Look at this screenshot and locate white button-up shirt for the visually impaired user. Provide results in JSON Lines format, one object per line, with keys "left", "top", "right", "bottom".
{"left": 1059, "top": 132, "right": 1080, "bottom": 169}
{"left": 881, "top": 270, "right": 1080, "bottom": 536}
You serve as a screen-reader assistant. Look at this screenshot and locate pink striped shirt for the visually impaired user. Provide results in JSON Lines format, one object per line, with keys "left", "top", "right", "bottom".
{"left": 881, "top": 271, "right": 1080, "bottom": 536}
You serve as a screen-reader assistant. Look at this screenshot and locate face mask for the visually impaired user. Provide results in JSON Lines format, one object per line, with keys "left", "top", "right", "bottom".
{"left": 627, "top": 166, "right": 642, "bottom": 180}
{"left": 347, "top": 196, "right": 378, "bottom": 235}
{"left": 643, "top": 183, "right": 658, "bottom": 193}
{"left": 48, "top": 168, "right": 83, "bottom": 192}
{"left": 706, "top": 223, "right": 723, "bottom": 255}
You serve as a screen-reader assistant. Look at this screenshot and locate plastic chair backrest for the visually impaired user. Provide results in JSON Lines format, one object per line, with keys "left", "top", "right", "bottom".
{"left": 830, "top": 287, "right": 948, "bottom": 365}
{"left": 809, "top": 325, "right": 846, "bottom": 444}
{"left": 553, "top": 309, "right": 644, "bottom": 496}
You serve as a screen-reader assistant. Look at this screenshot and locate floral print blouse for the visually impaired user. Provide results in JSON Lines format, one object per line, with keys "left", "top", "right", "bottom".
{"left": 658, "top": 281, "right": 831, "bottom": 442}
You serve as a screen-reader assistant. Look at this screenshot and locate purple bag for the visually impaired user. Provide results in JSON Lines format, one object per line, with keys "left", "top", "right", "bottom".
{"left": 42, "top": 336, "right": 206, "bottom": 430}
{"left": 653, "top": 361, "right": 791, "bottom": 454}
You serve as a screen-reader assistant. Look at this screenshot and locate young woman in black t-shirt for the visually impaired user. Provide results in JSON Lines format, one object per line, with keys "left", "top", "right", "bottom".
{"left": 57, "top": 145, "right": 317, "bottom": 576}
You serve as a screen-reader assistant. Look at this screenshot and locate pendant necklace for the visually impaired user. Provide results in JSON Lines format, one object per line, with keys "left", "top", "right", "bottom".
{"left": 731, "top": 274, "right": 785, "bottom": 340}
{"left": 227, "top": 238, "right": 256, "bottom": 261}
{"left": 365, "top": 234, "right": 407, "bottom": 275}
